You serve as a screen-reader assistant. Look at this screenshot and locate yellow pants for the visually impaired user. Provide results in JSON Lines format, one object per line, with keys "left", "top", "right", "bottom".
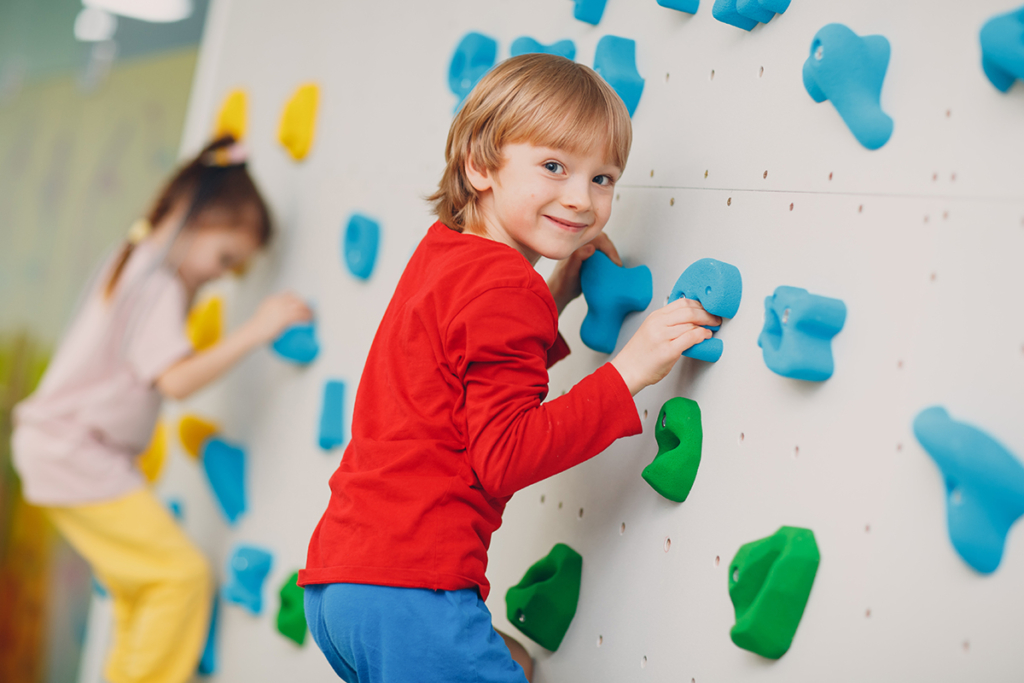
{"left": 45, "top": 488, "right": 212, "bottom": 683}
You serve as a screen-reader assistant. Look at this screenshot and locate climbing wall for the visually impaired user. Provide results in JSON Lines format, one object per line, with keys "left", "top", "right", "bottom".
{"left": 151, "top": 0, "right": 1024, "bottom": 681}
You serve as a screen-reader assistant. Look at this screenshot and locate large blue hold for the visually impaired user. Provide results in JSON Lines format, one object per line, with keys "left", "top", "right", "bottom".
{"left": 272, "top": 322, "right": 319, "bottom": 365}
{"left": 223, "top": 545, "right": 273, "bottom": 615}
{"left": 580, "top": 251, "right": 652, "bottom": 354}
{"left": 657, "top": 0, "right": 700, "bottom": 14}
{"left": 344, "top": 214, "right": 380, "bottom": 280}
{"left": 980, "top": 7, "right": 1024, "bottom": 92}
{"left": 668, "top": 258, "right": 742, "bottom": 363}
{"left": 202, "top": 437, "right": 246, "bottom": 524}
{"left": 573, "top": 0, "right": 607, "bottom": 25}
{"left": 319, "top": 379, "right": 346, "bottom": 451}
{"left": 449, "top": 32, "right": 497, "bottom": 110}
{"left": 712, "top": 0, "right": 758, "bottom": 30}
{"left": 197, "top": 595, "right": 218, "bottom": 676}
{"left": 913, "top": 406, "right": 1024, "bottom": 574}
{"left": 510, "top": 37, "right": 576, "bottom": 61}
{"left": 757, "top": 286, "right": 846, "bottom": 382}
{"left": 802, "top": 24, "right": 893, "bottom": 150}
{"left": 593, "top": 36, "right": 644, "bottom": 117}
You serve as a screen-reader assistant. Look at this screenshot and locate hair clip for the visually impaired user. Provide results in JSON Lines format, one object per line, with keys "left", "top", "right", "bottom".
{"left": 127, "top": 218, "right": 152, "bottom": 244}
{"left": 204, "top": 142, "right": 249, "bottom": 168}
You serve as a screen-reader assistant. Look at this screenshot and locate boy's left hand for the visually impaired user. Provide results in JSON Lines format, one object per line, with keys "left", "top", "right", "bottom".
{"left": 547, "top": 233, "right": 622, "bottom": 315}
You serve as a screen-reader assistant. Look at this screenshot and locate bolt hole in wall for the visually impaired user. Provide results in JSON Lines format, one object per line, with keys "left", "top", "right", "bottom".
{"left": 794, "top": 445, "right": 800, "bottom": 459}
{"left": 727, "top": 197, "right": 732, "bottom": 206}
{"left": 620, "top": 522, "right": 626, "bottom": 535}
{"left": 789, "top": 202, "right": 794, "bottom": 211}
{"left": 641, "top": 655, "right": 648, "bottom": 669}
{"left": 738, "top": 432, "right": 745, "bottom": 444}
{"left": 540, "top": 494, "right": 545, "bottom": 504}
{"left": 714, "top": 555, "right": 720, "bottom": 567}
{"left": 710, "top": 69, "right": 715, "bottom": 80}
{"left": 664, "top": 537, "right": 672, "bottom": 552}
{"left": 759, "top": 65, "right": 764, "bottom": 77}
{"left": 578, "top": 507, "right": 585, "bottom": 519}
{"left": 597, "top": 635, "right": 603, "bottom": 647}
{"left": 643, "top": 409, "right": 649, "bottom": 420}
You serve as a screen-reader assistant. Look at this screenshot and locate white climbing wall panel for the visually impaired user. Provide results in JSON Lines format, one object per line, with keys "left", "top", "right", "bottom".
{"left": 157, "top": 0, "right": 1024, "bottom": 681}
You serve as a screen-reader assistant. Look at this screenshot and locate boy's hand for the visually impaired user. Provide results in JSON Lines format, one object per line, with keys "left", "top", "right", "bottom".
{"left": 547, "top": 233, "right": 622, "bottom": 315}
{"left": 246, "top": 292, "right": 314, "bottom": 344}
{"left": 610, "top": 298, "right": 722, "bottom": 396}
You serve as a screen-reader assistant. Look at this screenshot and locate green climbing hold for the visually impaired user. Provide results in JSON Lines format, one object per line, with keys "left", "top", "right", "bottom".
{"left": 276, "top": 571, "right": 307, "bottom": 646}
{"left": 505, "top": 543, "right": 582, "bottom": 652}
{"left": 729, "top": 526, "right": 820, "bottom": 659}
{"left": 642, "top": 397, "right": 702, "bottom": 502}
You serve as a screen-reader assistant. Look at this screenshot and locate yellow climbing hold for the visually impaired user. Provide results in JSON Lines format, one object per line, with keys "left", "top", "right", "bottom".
{"left": 214, "top": 89, "right": 247, "bottom": 141}
{"left": 187, "top": 296, "right": 223, "bottom": 352}
{"left": 137, "top": 420, "right": 168, "bottom": 483}
{"left": 178, "top": 414, "right": 220, "bottom": 460}
{"left": 278, "top": 83, "right": 319, "bottom": 161}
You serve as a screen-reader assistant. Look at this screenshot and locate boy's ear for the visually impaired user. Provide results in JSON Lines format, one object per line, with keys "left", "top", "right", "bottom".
{"left": 464, "top": 154, "right": 493, "bottom": 193}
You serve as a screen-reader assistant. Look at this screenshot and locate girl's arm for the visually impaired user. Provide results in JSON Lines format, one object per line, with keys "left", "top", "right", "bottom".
{"left": 156, "top": 293, "right": 311, "bottom": 400}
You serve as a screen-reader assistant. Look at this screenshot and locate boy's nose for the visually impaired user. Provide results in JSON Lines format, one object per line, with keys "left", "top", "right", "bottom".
{"left": 561, "top": 179, "right": 592, "bottom": 213}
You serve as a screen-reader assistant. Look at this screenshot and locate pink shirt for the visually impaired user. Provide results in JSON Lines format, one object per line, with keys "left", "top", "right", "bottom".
{"left": 12, "top": 240, "right": 193, "bottom": 506}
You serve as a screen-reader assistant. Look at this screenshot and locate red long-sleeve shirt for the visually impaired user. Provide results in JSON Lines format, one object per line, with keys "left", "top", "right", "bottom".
{"left": 299, "top": 222, "right": 642, "bottom": 599}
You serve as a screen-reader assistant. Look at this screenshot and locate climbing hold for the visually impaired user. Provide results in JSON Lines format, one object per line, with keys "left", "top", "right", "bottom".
{"left": 167, "top": 498, "right": 184, "bottom": 521}
{"left": 223, "top": 545, "right": 273, "bottom": 615}
{"left": 449, "top": 32, "right": 497, "bottom": 109}
{"left": 573, "top": 0, "right": 607, "bottom": 25}
{"left": 506, "top": 543, "right": 582, "bottom": 652}
{"left": 593, "top": 36, "right": 644, "bottom": 117}
{"left": 510, "top": 37, "right": 576, "bottom": 61}
{"left": 668, "top": 258, "right": 742, "bottom": 363}
{"left": 187, "top": 296, "right": 223, "bottom": 352}
{"left": 579, "top": 251, "right": 652, "bottom": 354}
{"left": 319, "top": 380, "right": 346, "bottom": 451}
{"left": 344, "top": 214, "right": 380, "bottom": 281}
{"left": 276, "top": 571, "right": 307, "bottom": 645}
{"left": 712, "top": 0, "right": 758, "bottom": 30}
{"left": 913, "top": 407, "right": 1024, "bottom": 574}
{"left": 277, "top": 83, "right": 319, "bottom": 161}
{"left": 729, "top": 526, "right": 820, "bottom": 659}
{"left": 198, "top": 595, "right": 218, "bottom": 675}
{"left": 213, "top": 89, "right": 247, "bottom": 141}
{"left": 757, "top": 286, "right": 846, "bottom": 382}
{"left": 980, "top": 7, "right": 1024, "bottom": 92}
{"left": 642, "top": 398, "right": 702, "bottom": 502}
{"left": 271, "top": 322, "right": 319, "bottom": 365}
{"left": 658, "top": 0, "right": 700, "bottom": 14}
{"left": 202, "top": 437, "right": 246, "bottom": 524}
{"left": 178, "top": 414, "right": 220, "bottom": 460}
{"left": 136, "top": 420, "right": 167, "bottom": 484}
{"left": 802, "top": 24, "right": 893, "bottom": 150}
{"left": 92, "top": 575, "right": 108, "bottom": 598}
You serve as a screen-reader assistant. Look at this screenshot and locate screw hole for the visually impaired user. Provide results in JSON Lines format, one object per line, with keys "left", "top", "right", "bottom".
{"left": 738, "top": 432, "right": 745, "bottom": 444}
{"left": 763, "top": 170, "right": 768, "bottom": 179}
{"left": 866, "top": 608, "right": 872, "bottom": 618}
{"left": 897, "top": 443, "right": 903, "bottom": 452}
{"left": 558, "top": 501, "right": 563, "bottom": 509}
{"left": 963, "top": 640, "right": 970, "bottom": 653}
{"left": 670, "top": 197, "right": 675, "bottom": 206}
{"left": 793, "top": 445, "right": 800, "bottom": 458}
{"left": 865, "top": 524, "right": 871, "bottom": 533}
{"left": 732, "top": 568, "right": 740, "bottom": 582}
{"left": 641, "top": 655, "right": 648, "bottom": 668}
{"left": 758, "top": 65, "right": 764, "bottom": 77}
{"left": 727, "top": 197, "right": 732, "bottom": 206}
{"left": 665, "top": 72, "right": 670, "bottom": 82}
{"left": 715, "top": 555, "right": 720, "bottom": 567}
{"left": 789, "top": 202, "right": 794, "bottom": 211}
{"left": 643, "top": 409, "right": 648, "bottom": 420}
{"left": 597, "top": 635, "right": 603, "bottom": 647}
{"left": 540, "top": 494, "right": 545, "bottom": 504}
{"left": 951, "top": 172, "right": 957, "bottom": 181}
{"left": 858, "top": 204, "right": 864, "bottom": 213}
{"left": 664, "top": 537, "right": 671, "bottom": 552}
{"left": 897, "top": 359, "right": 904, "bottom": 369}
{"left": 946, "top": 109, "right": 951, "bottom": 117}
{"left": 703, "top": 169, "right": 708, "bottom": 179}
{"left": 578, "top": 507, "right": 584, "bottom": 519}
{"left": 620, "top": 522, "right": 626, "bottom": 535}
{"left": 650, "top": 169, "right": 654, "bottom": 178}
{"left": 930, "top": 272, "right": 937, "bottom": 282}
{"left": 828, "top": 171, "right": 833, "bottom": 180}
{"left": 924, "top": 215, "right": 930, "bottom": 223}
{"left": 710, "top": 69, "right": 715, "bottom": 81}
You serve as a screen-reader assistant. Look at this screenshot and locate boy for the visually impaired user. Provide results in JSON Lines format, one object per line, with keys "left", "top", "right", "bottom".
{"left": 299, "top": 53, "right": 719, "bottom": 682}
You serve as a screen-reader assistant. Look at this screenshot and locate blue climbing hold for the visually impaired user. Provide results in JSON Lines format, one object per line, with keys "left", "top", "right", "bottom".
{"left": 92, "top": 575, "right": 108, "bottom": 598}
{"left": 580, "top": 251, "right": 652, "bottom": 354}
{"left": 344, "top": 214, "right": 380, "bottom": 281}
{"left": 980, "top": 7, "right": 1024, "bottom": 92}
{"left": 574, "top": 0, "right": 607, "bottom": 25}
{"left": 272, "top": 322, "right": 319, "bottom": 365}
{"left": 913, "top": 407, "right": 1024, "bottom": 574}
{"left": 668, "top": 258, "right": 742, "bottom": 363}
{"left": 802, "top": 24, "right": 893, "bottom": 150}
{"left": 202, "top": 437, "right": 246, "bottom": 524}
{"left": 593, "top": 36, "right": 645, "bottom": 117}
{"left": 658, "top": 0, "right": 700, "bottom": 14}
{"left": 449, "top": 32, "right": 497, "bottom": 110}
{"left": 319, "top": 380, "right": 346, "bottom": 451}
{"left": 757, "top": 286, "right": 846, "bottom": 382}
{"left": 510, "top": 37, "right": 576, "bottom": 61}
{"left": 223, "top": 545, "right": 273, "bottom": 615}
{"left": 198, "top": 595, "right": 218, "bottom": 675}
{"left": 167, "top": 498, "right": 184, "bottom": 521}
{"left": 712, "top": 0, "right": 758, "bottom": 30}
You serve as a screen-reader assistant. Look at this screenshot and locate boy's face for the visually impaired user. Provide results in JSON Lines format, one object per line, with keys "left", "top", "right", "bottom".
{"left": 468, "top": 142, "right": 621, "bottom": 264}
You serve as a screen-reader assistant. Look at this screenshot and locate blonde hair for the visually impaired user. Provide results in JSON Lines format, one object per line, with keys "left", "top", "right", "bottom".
{"left": 429, "top": 53, "right": 632, "bottom": 233}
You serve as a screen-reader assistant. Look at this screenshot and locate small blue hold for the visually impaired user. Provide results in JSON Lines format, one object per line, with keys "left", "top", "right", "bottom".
{"left": 198, "top": 595, "right": 218, "bottom": 676}
{"left": 449, "top": 32, "right": 497, "bottom": 110}
{"left": 668, "top": 258, "right": 742, "bottom": 363}
{"left": 344, "top": 214, "right": 380, "bottom": 280}
{"left": 202, "top": 437, "right": 246, "bottom": 524}
{"left": 92, "top": 575, "right": 108, "bottom": 598}
{"left": 757, "top": 286, "right": 846, "bottom": 382}
{"left": 167, "top": 498, "right": 184, "bottom": 521}
{"left": 658, "top": 0, "right": 700, "bottom": 15}
{"left": 319, "top": 380, "right": 346, "bottom": 451}
{"left": 980, "top": 7, "right": 1024, "bottom": 92}
{"left": 580, "top": 251, "right": 652, "bottom": 354}
{"left": 574, "top": 0, "right": 607, "bottom": 25}
{"left": 913, "top": 406, "right": 1024, "bottom": 574}
{"left": 802, "top": 24, "right": 893, "bottom": 150}
{"left": 223, "top": 545, "right": 273, "bottom": 615}
{"left": 712, "top": 0, "right": 758, "bottom": 30}
{"left": 593, "top": 36, "right": 645, "bottom": 117}
{"left": 510, "top": 37, "right": 576, "bottom": 61}
{"left": 272, "top": 322, "right": 319, "bottom": 365}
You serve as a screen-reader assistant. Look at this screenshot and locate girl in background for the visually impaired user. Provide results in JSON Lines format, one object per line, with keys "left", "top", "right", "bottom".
{"left": 12, "top": 136, "right": 311, "bottom": 683}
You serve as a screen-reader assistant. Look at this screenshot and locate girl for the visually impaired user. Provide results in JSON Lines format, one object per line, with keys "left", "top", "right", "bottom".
{"left": 12, "top": 136, "right": 311, "bottom": 683}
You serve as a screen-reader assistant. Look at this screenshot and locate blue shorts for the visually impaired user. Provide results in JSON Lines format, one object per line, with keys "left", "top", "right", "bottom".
{"left": 304, "top": 582, "right": 528, "bottom": 683}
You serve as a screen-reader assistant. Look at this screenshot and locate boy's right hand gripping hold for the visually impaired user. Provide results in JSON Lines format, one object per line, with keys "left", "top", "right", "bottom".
{"left": 610, "top": 298, "right": 721, "bottom": 396}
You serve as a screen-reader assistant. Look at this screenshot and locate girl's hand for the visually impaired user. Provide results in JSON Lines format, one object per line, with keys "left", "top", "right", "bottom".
{"left": 547, "top": 233, "right": 622, "bottom": 315}
{"left": 610, "top": 298, "right": 722, "bottom": 396}
{"left": 246, "top": 293, "right": 313, "bottom": 344}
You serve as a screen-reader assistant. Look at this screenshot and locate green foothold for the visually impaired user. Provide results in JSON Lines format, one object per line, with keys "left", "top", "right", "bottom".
{"left": 276, "top": 571, "right": 307, "bottom": 646}
{"left": 728, "top": 526, "right": 820, "bottom": 659}
{"left": 642, "top": 397, "right": 702, "bottom": 502}
{"left": 505, "top": 543, "right": 582, "bottom": 652}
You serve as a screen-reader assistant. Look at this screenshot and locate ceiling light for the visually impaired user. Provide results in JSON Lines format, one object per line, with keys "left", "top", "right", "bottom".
{"left": 74, "top": 7, "right": 117, "bottom": 42}
{"left": 82, "top": 0, "right": 193, "bottom": 23}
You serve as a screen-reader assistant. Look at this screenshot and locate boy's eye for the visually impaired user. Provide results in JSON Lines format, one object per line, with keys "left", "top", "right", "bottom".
{"left": 543, "top": 161, "right": 564, "bottom": 174}
{"left": 593, "top": 175, "right": 614, "bottom": 186}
